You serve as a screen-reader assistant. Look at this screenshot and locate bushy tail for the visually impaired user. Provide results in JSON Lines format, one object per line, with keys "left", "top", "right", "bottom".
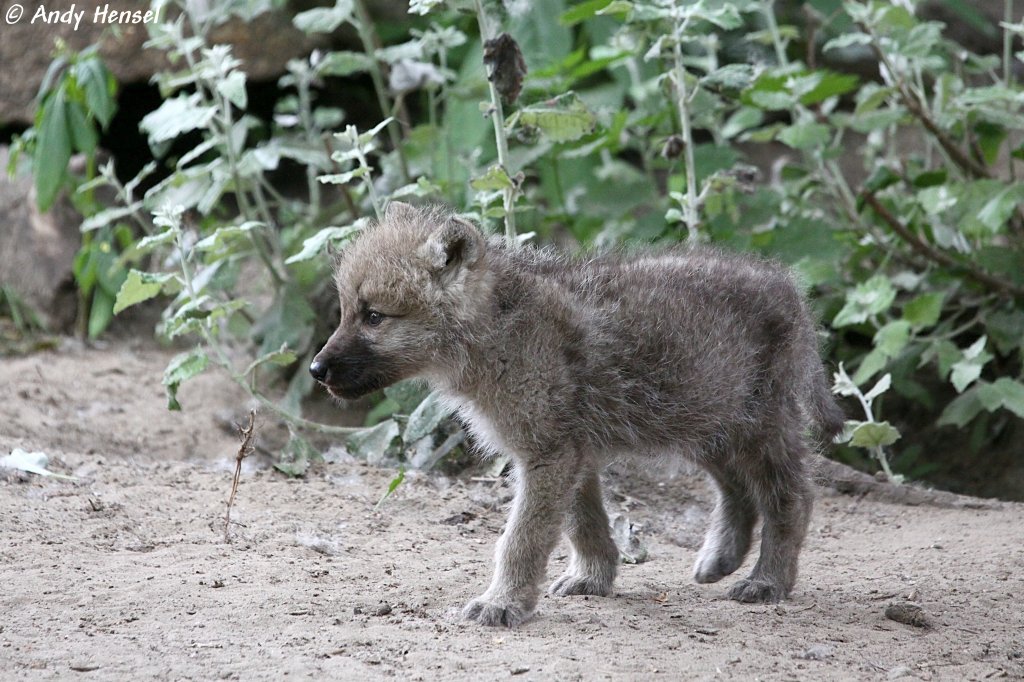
{"left": 808, "top": 364, "right": 845, "bottom": 450}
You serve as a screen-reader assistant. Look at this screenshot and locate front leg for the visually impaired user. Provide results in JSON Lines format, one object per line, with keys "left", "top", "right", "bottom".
{"left": 464, "top": 455, "right": 579, "bottom": 627}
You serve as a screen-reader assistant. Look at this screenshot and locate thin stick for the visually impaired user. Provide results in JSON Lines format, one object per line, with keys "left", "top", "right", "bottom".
{"left": 861, "top": 191, "right": 1024, "bottom": 298}
{"left": 224, "top": 409, "right": 257, "bottom": 543}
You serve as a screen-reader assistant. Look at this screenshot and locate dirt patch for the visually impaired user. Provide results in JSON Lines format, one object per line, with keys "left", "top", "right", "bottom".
{"left": 1, "top": 344, "right": 1022, "bottom": 680}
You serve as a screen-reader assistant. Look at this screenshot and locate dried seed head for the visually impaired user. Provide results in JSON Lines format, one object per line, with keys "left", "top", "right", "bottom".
{"left": 482, "top": 33, "right": 527, "bottom": 105}
{"left": 661, "top": 135, "right": 685, "bottom": 159}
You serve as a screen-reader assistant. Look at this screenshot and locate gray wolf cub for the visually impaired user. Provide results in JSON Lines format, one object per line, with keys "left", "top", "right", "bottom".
{"left": 311, "top": 203, "right": 843, "bottom": 627}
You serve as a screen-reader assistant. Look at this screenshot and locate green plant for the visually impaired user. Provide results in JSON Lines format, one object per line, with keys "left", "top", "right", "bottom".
{"left": 20, "top": 0, "right": 1024, "bottom": 489}
{"left": 9, "top": 42, "right": 122, "bottom": 338}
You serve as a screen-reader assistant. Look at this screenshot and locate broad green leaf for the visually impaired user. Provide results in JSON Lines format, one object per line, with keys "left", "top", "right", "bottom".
{"left": 903, "top": 292, "right": 945, "bottom": 328}
{"left": 384, "top": 380, "right": 430, "bottom": 414}
{"left": 721, "top": 107, "right": 763, "bottom": 139}
{"left": 275, "top": 433, "right": 319, "bottom": 477}
{"left": 316, "top": 51, "right": 375, "bottom": 77}
{"left": 917, "top": 185, "right": 957, "bottom": 215}
{"left": 748, "top": 89, "right": 792, "bottom": 110}
{"left": 800, "top": 72, "right": 859, "bottom": 105}
{"left": 113, "top": 270, "right": 175, "bottom": 314}
{"left": 833, "top": 419, "right": 862, "bottom": 444}
{"left": 34, "top": 87, "right": 72, "bottom": 211}
{"left": 509, "top": 94, "right": 596, "bottom": 143}
{"left": 293, "top": 0, "right": 354, "bottom": 33}
{"left": 134, "top": 228, "right": 177, "bottom": 254}
{"left": 162, "top": 349, "right": 209, "bottom": 411}
{"left": 849, "top": 421, "right": 901, "bottom": 448}
{"left": 73, "top": 57, "right": 117, "bottom": 128}
{"left": 984, "top": 308, "right": 1024, "bottom": 354}
{"left": 285, "top": 224, "right": 362, "bottom": 264}
{"left": 823, "top": 32, "right": 871, "bottom": 52}
{"left": 950, "top": 362, "right": 982, "bottom": 393}
{"left": 852, "top": 347, "right": 887, "bottom": 385}
{"left": 244, "top": 345, "right": 298, "bottom": 376}
{"left": 938, "top": 386, "right": 985, "bottom": 428}
{"left": 777, "top": 122, "right": 831, "bottom": 150}
{"left": 140, "top": 94, "right": 217, "bottom": 144}
{"left": 67, "top": 101, "right": 97, "bottom": 155}
{"left": 560, "top": 0, "right": 613, "bottom": 25}
{"left": 950, "top": 337, "right": 989, "bottom": 393}
{"left": 357, "top": 117, "right": 394, "bottom": 146}
{"left": 216, "top": 70, "right": 248, "bottom": 109}
{"left": 701, "top": 64, "right": 757, "bottom": 92}
{"left": 347, "top": 419, "right": 399, "bottom": 465}
{"left": 409, "top": 0, "right": 446, "bottom": 15}
{"left": 470, "top": 165, "right": 515, "bottom": 191}
{"left": 874, "top": 320, "right": 911, "bottom": 357}
{"left": 863, "top": 373, "right": 892, "bottom": 403}
{"left": 832, "top": 275, "right": 896, "bottom": 327}
{"left": 976, "top": 184, "right": 1024, "bottom": 233}
{"left": 88, "top": 288, "right": 115, "bottom": 339}
{"left": 163, "top": 297, "right": 249, "bottom": 339}
{"left": 193, "top": 221, "right": 262, "bottom": 254}
{"left": 977, "top": 378, "right": 1024, "bottom": 418}
{"left": 403, "top": 391, "right": 451, "bottom": 444}
{"left": 81, "top": 206, "right": 139, "bottom": 232}
{"left": 317, "top": 167, "right": 368, "bottom": 185}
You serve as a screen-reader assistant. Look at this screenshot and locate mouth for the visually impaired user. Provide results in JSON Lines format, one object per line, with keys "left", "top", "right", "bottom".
{"left": 318, "top": 372, "right": 392, "bottom": 401}
{"left": 322, "top": 382, "right": 378, "bottom": 400}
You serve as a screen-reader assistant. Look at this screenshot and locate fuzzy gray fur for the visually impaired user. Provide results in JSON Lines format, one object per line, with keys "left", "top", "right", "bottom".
{"left": 312, "top": 203, "right": 845, "bottom": 627}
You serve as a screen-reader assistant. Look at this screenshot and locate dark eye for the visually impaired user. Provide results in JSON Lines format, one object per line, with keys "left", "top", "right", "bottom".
{"left": 365, "top": 310, "right": 385, "bottom": 326}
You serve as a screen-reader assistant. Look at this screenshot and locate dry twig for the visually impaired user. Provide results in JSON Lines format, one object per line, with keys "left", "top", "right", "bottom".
{"left": 224, "top": 409, "right": 258, "bottom": 543}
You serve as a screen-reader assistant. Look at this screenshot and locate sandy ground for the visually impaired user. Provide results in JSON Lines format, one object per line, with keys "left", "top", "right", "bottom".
{"left": 1, "top": 342, "right": 1022, "bottom": 681}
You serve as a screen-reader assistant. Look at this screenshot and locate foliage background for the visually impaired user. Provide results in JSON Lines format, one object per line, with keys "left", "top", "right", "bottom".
{"left": 6, "top": 0, "right": 1024, "bottom": 498}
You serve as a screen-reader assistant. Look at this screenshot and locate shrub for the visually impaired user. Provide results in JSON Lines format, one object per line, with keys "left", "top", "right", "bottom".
{"left": 13, "top": 0, "right": 1024, "bottom": 487}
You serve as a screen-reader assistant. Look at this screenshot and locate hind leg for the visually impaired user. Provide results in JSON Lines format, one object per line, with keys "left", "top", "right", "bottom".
{"left": 727, "top": 436, "right": 813, "bottom": 603}
{"left": 549, "top": 469, "right": 620, "bottom": 597}
{"left": 693, "top": 463, "right": 758, "bottom": 584}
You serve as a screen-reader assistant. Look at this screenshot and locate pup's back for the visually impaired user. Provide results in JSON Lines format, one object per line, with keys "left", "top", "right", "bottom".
{"left": 478, "top": 242, "right": 839, "bottom": 458}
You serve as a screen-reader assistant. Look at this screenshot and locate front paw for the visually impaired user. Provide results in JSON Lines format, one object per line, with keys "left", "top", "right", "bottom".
{"left": 693, "top": 550, "right": 743, "bottom": 584}
{"left": 462, "top": 595, "right": 532, "bottom": 627}
{"left": 727, "top": 577, "right": 787, "bottom": 603}
{"left": 549, "top": 572, "right": 613, "bottom": 597}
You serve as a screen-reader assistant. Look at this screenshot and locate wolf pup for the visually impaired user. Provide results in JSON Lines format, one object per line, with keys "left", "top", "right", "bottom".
{"left": 311, "top": 202, "right": 844, "bottom": 627}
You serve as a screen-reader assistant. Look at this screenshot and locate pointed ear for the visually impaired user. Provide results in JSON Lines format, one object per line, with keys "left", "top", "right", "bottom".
{"left": 384, "top": 200, "right": 419, "bottom": 222}
{"left": 419, "top": 215, "right": 485, "bottom": 282}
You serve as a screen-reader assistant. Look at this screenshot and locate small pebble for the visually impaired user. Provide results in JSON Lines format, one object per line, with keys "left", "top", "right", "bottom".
{"left": 885, "top": 602, "right": 929, "bottom": 628}
{"left": 798, "top": 643, "right": 833, "bottom": 661}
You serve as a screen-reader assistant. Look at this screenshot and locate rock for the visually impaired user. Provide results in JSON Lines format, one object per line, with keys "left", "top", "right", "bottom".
{"left": 884, "top": 602, "right": 930, "bottom": 628}
{"left": 0, "top": 3, "right": 324, "bottom": 125}
{"left": 797, "top": 644, "right": 833, "bottom": 661}
{"left": 0, "top": 147, "right": 81, "bottom": 331}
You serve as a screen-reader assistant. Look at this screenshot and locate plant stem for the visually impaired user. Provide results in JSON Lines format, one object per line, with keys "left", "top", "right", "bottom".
{"left": 296, "top": 67, "right": 322, "bottom": 219}
{"left": 862, "top": 190, "right": 1024, "bottom": 299}
{"left": 671, "top": 12, "right": 700, "bottom": 241}
{"left": 354, "top": 144, "right": 384, "bottom": 221}
{"left": 353, "top": 0, "right": 410, "bottom": 184}
{"left": 1004, "top": 0, "right": 1015, "bottom": 87}
{"left": 763, "top": 0, "right": 788, "bottom": 66}
{"left": 474, "top": 0, "right": 518, "bottom": 241}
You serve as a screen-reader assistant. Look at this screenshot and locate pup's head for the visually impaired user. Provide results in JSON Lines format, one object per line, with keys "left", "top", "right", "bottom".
{"left": 310, "top": 202, "right": 488, "bottom": 399}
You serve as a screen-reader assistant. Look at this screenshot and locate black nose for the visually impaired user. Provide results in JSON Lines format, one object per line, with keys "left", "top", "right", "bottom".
{"left": 309, "top": 359, "right": 328, "bottom": 382}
